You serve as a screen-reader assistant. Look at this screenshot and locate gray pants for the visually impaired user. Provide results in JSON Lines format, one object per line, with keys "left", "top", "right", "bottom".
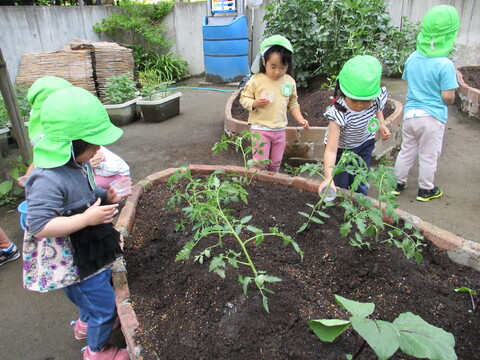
{"left": 394, "top": 115, "right": 445, "bottom": 190}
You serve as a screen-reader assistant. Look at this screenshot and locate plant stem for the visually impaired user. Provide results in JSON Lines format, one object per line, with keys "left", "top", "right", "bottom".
{"left": 351, "top": 339, "right": 367, "bottom": 360}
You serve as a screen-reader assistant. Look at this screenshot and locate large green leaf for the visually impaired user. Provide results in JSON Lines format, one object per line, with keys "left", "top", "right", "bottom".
{"left": 335, "top": 295, "right": 375, "bottom": 317}
{"left": 351, "top": 316, "right": 399, "bottom": 360}
{"left": 394, "top": 312, "right": 457, "bottom": 360}
{"left": 308, "top": 319, "right": 351, "bottom": 342}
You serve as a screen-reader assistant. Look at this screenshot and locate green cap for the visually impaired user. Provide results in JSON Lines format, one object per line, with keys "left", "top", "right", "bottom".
{"left": 27, "top": 76, "right": 73, "bottom": 144}
{"left": 260, "top": 35, "right": 293, "bottom": 54}
{"left": 337, "top": 55, "right": 382, "bottom": 100}
{"left": 416, "top": 5, "right": 460, "bottom": 58}
{"left": 34, "top": 87, "right": 123, "bottom": 169}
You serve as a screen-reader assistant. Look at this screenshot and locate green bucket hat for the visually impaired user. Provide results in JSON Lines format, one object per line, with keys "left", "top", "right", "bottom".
{"left": 337, "top": 55, "right": 382, "bottom": 100}
{"left": 27, "top": 76, "right": 73, "bottom": 144}
{"left": 416, "top": 5, "right": 460, "bottom": 58}
{"left": 34, "top": 87, "right": 123, "bottom": 169}
{"left": 260, "top": 35, "right": 293, "bottom": 53}
{"left": 251, "top": 35, "right": 293, "bottom": 73}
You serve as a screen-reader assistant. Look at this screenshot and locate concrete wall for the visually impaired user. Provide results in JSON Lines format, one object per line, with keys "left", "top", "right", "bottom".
{"left": 0, "top": 6, "right": 118, "bottom": 82}
{"left": 0, "top": 0, "right": 479, "bottom": 84}
{"left": 386, "top": 0, "right": 480, "bottom": 66}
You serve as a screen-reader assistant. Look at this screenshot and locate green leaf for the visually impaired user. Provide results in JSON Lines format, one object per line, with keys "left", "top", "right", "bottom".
{"left": 308, "top": 319, "right": 351, "bottom": 342}
{"left": 350, "top": 316, "right": 400, "bottom": 360}
{"left": 454, "top": 287, "right": 476, "bottom": 295}
{"left": 335, "top": 295, "right": 375, "bottom": 317}
{"left": 240, "top": 215, "right": 252, "bottom": 224}
{"left": 246, "top": 225, "right": 261, "bottom": 233}
{"left": 340, "top": 222, "right": 352, "bottom": 237}
{"left": 0, "top": 180, "right": 13, "bottom": 196}
{"left": 175, "top": 240, "right": 194, "bottom": 261}
{"left": 394, "top": 312, "right": 457, "bottom": 360}
{"left": 297, "top": 223, "right": 308, "bottom": 233}
{"left": 209, "top": 257, "right": 226, "bottom": 278}
{"left": 239, "top": 275, "right": 252, "bottom": 295}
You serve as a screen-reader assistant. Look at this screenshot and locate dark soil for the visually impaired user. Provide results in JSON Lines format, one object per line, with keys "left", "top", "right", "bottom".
{"left": 459, "top": 66, "right": 480, "bottom": 89}
{"left": 125, "top": 176, "right": 479, "bottom": 360}
{"left": 231, "top": 75, "right": 395, "bottom": 127}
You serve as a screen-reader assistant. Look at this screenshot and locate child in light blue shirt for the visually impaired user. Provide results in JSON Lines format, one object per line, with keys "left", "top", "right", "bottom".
{"left": 393, "top": 5, "right": 460, "bottom": 202}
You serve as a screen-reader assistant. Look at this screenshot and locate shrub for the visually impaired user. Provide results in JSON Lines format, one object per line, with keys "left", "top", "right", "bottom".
{"left": 263, "top": 0, "right": 419, "bottom": 86}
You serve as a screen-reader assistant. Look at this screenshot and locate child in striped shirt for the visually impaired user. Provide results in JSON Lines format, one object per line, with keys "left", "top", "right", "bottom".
{"left": 320, "top": 55, "right": 390, "bottom": 195}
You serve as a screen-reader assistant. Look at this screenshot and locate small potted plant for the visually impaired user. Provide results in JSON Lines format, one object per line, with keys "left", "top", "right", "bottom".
{"left": 102, "top": 72, "right": 141, "bottom": 127}
{"left": 136, "top": 82, "right": 182, "bottom": 123}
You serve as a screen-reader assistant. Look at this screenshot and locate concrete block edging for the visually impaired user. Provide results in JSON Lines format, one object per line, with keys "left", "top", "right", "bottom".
{"left": 113, "top": 166, "right": 479, "bottom": 359}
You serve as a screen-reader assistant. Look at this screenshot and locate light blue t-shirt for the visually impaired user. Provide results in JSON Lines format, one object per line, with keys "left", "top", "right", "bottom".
{"left": 402, "top": 51, "right": 458, "bottom": 123}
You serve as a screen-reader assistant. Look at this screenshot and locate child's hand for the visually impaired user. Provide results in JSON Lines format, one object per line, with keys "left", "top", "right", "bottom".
{"left": 17, "top": 175, "right": 29, "bottom": 187}
{"left": 90, "top": 151, "right": 105, "bottom": 168}
{"left": 106, "top": 182, "right": 132, "bottom": 204}
{"left": 379, "top": 124, "right": 390, "bottom": 141}
{"left": 84, "top": 198, "right": 118, "bottom": 225}
{"left": 253, "top": 98, "right": 271, "bottom": 109}
{"left": 298, "top": 118, "right": 309, "bottom": 129}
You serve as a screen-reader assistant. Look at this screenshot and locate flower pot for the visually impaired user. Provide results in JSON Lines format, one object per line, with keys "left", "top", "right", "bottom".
{"left": 104, "top": 97, "right": 141, "bottom": 127}
{"left": 225, "top": 91, "right": 403, "bottom": 164}
{"left": 137, "top": 92, "right": 182, "bottom": 123}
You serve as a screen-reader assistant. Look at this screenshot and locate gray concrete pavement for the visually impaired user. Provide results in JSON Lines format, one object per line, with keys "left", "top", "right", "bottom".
{"left": 1, "top": 77, "right": 479, "bottom": 360}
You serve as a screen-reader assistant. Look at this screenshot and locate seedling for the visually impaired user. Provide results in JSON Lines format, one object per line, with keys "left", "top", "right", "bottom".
{"left": 308, "top": 295, "right": 457, "bottom": 360}
{"left": 297, "top": 151, "right": 425, "bottom": 263}
{"left": 167, "top": 168, "right": 303, "bottom": 312}
{"left": 212, "top": 130, "right": 270, "bottom": 184}
{"left": 454, "top": 287, "right": 479, "bottom": 313}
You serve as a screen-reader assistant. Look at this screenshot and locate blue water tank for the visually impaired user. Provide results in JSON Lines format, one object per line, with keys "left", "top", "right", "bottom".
{"left": 202, "top": 15, "right": 250, "bottom": 84}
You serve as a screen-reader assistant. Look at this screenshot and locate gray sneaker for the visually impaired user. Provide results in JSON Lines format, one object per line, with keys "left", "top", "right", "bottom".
{"left": 0, "top": 243, "right": 20, "bottom": 266}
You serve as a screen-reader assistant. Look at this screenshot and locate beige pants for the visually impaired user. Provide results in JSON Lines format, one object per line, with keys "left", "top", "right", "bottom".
{"left": 394, "top": 115, "right": 445, "bottom": 190}
{"left": 0, "top": 227, "right": 12, "bottom": 250}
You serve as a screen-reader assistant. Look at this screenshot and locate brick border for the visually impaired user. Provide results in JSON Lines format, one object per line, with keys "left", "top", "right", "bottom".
{"left": 113, "top": 167, "right": 480, "bottom": 359}
{"left": 456, "top": 67, "right": 480, "bottom": 120}
{"left": 225, "top": 90, "right": 403, "bottom": 162}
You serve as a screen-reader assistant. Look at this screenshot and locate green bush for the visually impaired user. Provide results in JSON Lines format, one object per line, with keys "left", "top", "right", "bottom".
{"left": 102, "top": 72, "right": 138, "bottom": 104}
{"left": 263, "top": 0, "right": 419, "bottom": 86}
{"left": 0, "top": 86, "right": 32, "bottom": 127}
{"left": 94, "top": 0, "right": 174, "bottom": 53}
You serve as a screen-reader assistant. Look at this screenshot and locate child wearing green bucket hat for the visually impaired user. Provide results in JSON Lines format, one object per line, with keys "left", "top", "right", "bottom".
{"left": 17, "top": 76, "right": 74, "bottom": 186}
{"left": 23, "top": 86, "right": 129, "bottom": 360}
{"left": 320, "top": 55, "right": 390, "bottom": 195}
{"left": 240, "top": 35, "right": 309, "bottom": 172}
{"left": 393, "top": 5, "right": 459, "bottom": 202}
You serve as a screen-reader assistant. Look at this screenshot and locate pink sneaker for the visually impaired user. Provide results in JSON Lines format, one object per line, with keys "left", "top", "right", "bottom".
{"left": 83, "top": 344, "right": 129, "bottom": 360}
{"left": 72, "top": 317, "right": 120, "bottom": 340}
{"left": 71, "top": 319, "right": 88, "bottom": 340}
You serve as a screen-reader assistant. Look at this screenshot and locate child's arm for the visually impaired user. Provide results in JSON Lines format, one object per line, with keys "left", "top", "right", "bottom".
{"left": 376, "top": 110, "right": 390, "bottom": 141}
{"left": 320, "top": 122, "right": 341, "bottom": 190}
{"left": 290, "top": 107, "right": 309, "bottom": 129}
{"left": 441, "top": 89, "right": 456, "bottom": 105}
{"left": 34, "top": 198, "right": 118, "bottom": 238}
{"left": 239, "top": 79, "right": 270, "bottom": 110}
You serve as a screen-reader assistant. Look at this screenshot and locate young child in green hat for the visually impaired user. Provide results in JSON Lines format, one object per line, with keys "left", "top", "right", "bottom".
{"left": 23, "top": 86, "right": 130, "bottom": 360}
{"left": 240, "top": 35, "right": 309, "bottom": 172}
{"left": 393, "top": 5, "right": 460, "bottom": 202}
{"left": 320, "top": 55, "right": 391, "bottom": 195}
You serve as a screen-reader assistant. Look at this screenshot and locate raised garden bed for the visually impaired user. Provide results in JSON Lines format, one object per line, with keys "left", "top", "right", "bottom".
{"left": 113, "top": 166, "right": 480, "bottom": 360}
{"left": 456, "top": 66, "right": 480, "bottom": 121}
{"left": 226, "top": 79, "right": 402, "bottom": 164}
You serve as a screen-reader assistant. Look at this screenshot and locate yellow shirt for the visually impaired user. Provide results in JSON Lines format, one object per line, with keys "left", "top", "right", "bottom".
{"left": 239, "top": 73, "right": 300, "bottom": 129}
